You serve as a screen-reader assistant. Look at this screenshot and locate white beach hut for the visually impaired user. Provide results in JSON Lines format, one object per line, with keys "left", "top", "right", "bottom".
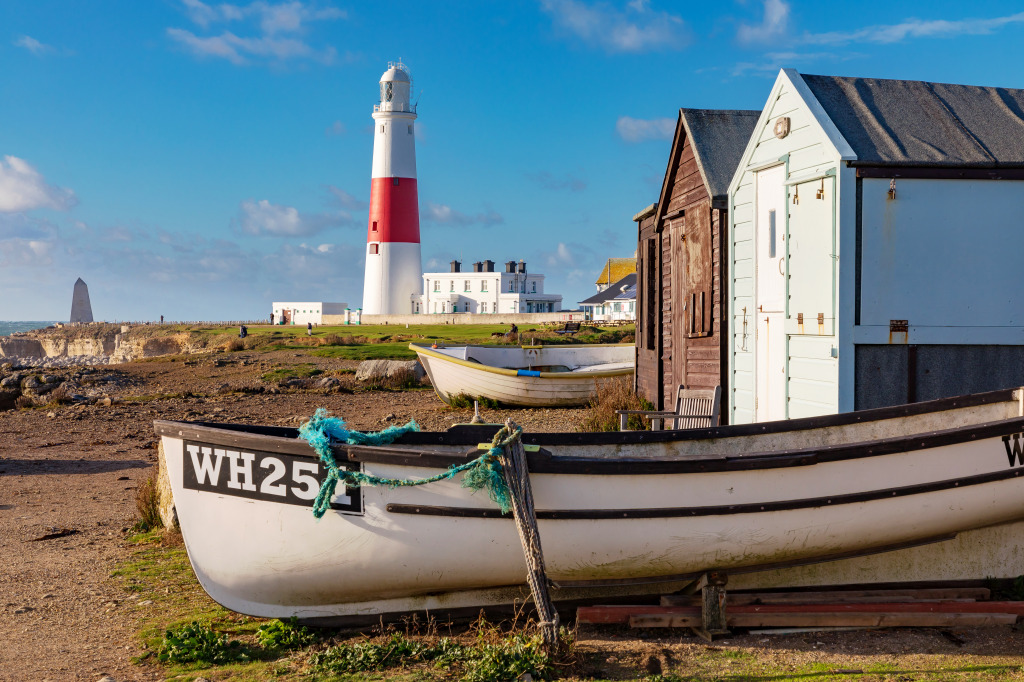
{"left": 727, "top": 69, "right": 1024, "bottom": 424}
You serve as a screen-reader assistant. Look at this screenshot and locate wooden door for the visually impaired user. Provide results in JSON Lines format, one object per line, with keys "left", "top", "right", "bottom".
{"left": 671, "top": 219, "right": 687, "bottom": 393}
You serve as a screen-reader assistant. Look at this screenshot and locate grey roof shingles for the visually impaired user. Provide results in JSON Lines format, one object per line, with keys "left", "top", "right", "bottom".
{"left": 680, "top": 109, "right": 761, "bottom": 198}
{"left": 579, "top": 274, "right": 636, "bottom": 305}
{"left": 801, "top": 73, "right": 1024, "bottom": 168}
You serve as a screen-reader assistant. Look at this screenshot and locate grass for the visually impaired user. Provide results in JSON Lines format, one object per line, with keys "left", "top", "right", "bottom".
{"left": 112, "top": 527, "right": 1024, "bottom": 680}
{"left": 260, "top": 363, "right": 324, "bottom": 383}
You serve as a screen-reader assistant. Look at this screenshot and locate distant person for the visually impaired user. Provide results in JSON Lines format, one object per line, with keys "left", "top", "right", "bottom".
{"left": 270, "top": 313, "right": 275, "bottom": 325}
{"left": 506, "top": 323, "right": 518, "bottom": 341}
{"left": 239, "top": 325, "right": 247, "bottom": 338}
{"left": 160, "top": 315, "right": 164, "bottom": 324}
{"left": 307, "top": 322, "right": 313, "bottom": 336}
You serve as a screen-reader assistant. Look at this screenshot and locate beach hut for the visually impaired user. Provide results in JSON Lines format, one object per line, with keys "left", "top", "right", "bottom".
{"left": 635, "top": 109, "right": 759, "bottom": 411}
{"left": 727, "top": 69, "right": 1024, "bottom": 424}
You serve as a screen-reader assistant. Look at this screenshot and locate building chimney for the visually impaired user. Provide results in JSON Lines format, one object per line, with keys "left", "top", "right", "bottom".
{"left": 505, "top": 260, "right": 516, "bottom": 273}
{"left": 484, "top": 259, "right": 495, "bottom": 272}
{"left": 517, "top": 259, "right": 527, "bottom": 274}
{"left": 450, "top": 260, "right": 461, "bottom": 273}
{"left": 473, "top": 261, "right": 483, "bottom": 272}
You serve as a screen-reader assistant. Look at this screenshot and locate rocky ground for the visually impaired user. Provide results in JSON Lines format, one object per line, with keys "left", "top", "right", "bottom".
{"left": 0, "top": 349, "right": 591, "bottom": 681}
{"left": 4, "top": 350, "right": 1024, "bottom": 681}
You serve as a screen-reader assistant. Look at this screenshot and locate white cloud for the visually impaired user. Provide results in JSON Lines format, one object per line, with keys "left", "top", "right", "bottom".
{"left": 540, "top": 0, "right": 686, "bottom": 53}
{"left": 326, "top": 185, "right": 366, "bottom": 210}
{"left": 545, "top": 242, "right": 576, "bottom": 267}
{"left": 731, "top": 50, "right": 860, "bottom": 77}
{"left": 737, "top": 0, "right": 790, "bottom": 44}
{"left": 801, "top": 11, "right": 1024, "bottom": 46}
{"left": 169, "top": 0, "right": 345, "bottom": 66}
{"left": 13, "top": 35, "right": 52, "bottom": 55}
{"left": 424, "top": 202, "right": 504, "bottom": 227}
{"left": 615, "top": 116, "right": 675, "bottom": 143}
{"left": 325, "top": 120, "right": 346, "bottom": 136}
{"left": 236, "top": 198, "right": 351, "bottom": 236}
{"left": 0, "top": 156, "right": 77, "bottom": 213}
{"left": 0, "top": 238, "right": 55, "bottom": 267}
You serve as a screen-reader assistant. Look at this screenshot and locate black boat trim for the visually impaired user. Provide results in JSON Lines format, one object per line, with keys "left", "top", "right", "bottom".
{"left": 156, "top": 416, "right": 1024, "bottom": 475}
{"left": 385, "top": 467, "right": 1024, "bottom": 519}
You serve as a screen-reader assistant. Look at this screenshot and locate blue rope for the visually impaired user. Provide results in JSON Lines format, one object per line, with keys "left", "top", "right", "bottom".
{"left": 297, "top": 408, "right": 517, "bottom": 518}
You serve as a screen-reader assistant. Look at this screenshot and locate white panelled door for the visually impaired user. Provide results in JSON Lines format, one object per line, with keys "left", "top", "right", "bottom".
{"left": 755, "top": 165, "right": 787, "bottom": 422}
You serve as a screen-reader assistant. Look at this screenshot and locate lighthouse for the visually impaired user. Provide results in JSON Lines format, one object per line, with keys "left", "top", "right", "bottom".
{"left": 362, "top": 61, "right": 422, "bottom": 315}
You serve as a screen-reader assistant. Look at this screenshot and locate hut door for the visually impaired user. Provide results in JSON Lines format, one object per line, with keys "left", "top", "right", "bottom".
{"left": 671, "top": 220, "right": 687, "bottom": 394}
{"left": 755, "top": 165, "right": 786, "bottom": 422}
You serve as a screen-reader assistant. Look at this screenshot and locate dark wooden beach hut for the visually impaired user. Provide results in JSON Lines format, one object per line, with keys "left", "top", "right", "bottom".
{"left": 635, "top": 109, "right": 759, "bottom": 412}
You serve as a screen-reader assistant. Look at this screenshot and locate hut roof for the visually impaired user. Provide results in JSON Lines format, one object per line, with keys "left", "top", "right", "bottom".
{"left": 679, "top": 109, "right": 761, "bottom": 199}
{"left": 801, "top": 73, "right": 1024, "bottom": 168}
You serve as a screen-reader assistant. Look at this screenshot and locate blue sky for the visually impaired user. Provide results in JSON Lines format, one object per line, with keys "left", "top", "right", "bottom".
{"left": 3, "top": 0, "right": 1024, "bottom": 321}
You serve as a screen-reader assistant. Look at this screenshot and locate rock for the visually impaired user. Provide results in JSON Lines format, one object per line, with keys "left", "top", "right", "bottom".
{"left": 381, "top": 413, "right": 396, "bottom": 423}
{"left": 0, "top": 374, "right": 20, "bottom": 388}
{"left": 96, "top": 397, "right": 112, "bottom": 407}
{"left": 315, "top": 377, "right": 341, "bottom": 391}
{"left": 0, "top": 389, "right": 19, "bottom": 410}
{"left": 355, "top": 359, "right": 426, "bottom": 383}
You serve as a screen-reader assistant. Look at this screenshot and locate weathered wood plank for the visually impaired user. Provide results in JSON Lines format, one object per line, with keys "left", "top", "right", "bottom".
{"left": 631, "top": 612, "right": 1018, "bottom": 629}
{"left": 661, "top": 587, "right": 992, "bottom": 607}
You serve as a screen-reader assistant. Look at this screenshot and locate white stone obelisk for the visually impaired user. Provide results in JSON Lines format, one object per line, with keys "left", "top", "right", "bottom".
{"left": 70, "top": 278, "right": 94, "bottom": 323}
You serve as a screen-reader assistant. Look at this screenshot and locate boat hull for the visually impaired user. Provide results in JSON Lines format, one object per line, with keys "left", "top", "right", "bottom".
{"left": 156, "top": 389, "right": 1024, "bottom": 621}
{"left": 412, "top": 343, "right": 634, "bottom": 407}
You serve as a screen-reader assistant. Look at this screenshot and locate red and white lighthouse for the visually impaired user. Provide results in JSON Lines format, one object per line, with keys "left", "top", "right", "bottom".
{"left": 362, "top": 61, "right": 422, "bottom": 315}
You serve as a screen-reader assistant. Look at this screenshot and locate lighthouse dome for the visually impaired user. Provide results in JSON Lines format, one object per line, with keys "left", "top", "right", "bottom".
{"left": 378, "top": 61, "right": 413, "bottom": 111}
{"left": 380, "top": 65, "right": 411, "bottom": 83}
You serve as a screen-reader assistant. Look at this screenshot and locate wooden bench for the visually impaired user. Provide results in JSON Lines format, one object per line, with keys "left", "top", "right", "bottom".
{"left": 617, "top": 385, "right": 721, "bottom": 431}
{"left": 553, "top": 321, "right": 581, "bottom": 335}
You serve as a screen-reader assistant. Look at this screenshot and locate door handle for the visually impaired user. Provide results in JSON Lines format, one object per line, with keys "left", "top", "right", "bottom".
{"left": 778, "top": 259, "right": 784, "bottom": 275}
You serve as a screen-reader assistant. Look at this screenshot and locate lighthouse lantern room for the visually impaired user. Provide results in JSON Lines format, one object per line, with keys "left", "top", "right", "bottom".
{"left": 362, "top": 60, "right": 422, "bottom": 315}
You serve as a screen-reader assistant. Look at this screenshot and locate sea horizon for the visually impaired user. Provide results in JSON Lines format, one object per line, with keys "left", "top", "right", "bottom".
{"left": 0, "top": 321, "right": 60, "bottom": 337}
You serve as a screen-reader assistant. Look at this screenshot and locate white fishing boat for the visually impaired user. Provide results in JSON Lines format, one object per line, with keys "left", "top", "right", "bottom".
{"left": 154, "top": 387, "right": 1024, "bottom": 624}
{"left": 410, "top": 342, "right": 634, "bottom": 407}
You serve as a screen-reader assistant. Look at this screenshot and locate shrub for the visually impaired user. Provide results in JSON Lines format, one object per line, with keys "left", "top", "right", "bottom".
{"left": 133, "top": 471, "right": 164, "bottom": 532}
{"left": 364, "top": 367, "right": 419, "bottom": 391}
{"left": 46, "top": 383, "right": 73, "bottom": 406}
{"left": 15, "top": 395, "right": 34, "bottom": 409}
{"left": 157, "top": 621, "right": 251, "bottom": 664}
{"left": 255, "top": 618, "right": 317, "bottom": 651}
{"left": 224, "top": 337, "right": 245, "bottom": 352}
{"left": 577, "top": 376, "right": 654, "bottom": 432}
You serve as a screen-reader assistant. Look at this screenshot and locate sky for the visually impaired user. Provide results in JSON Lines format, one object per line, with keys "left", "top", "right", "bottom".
{"left": 4, "top": 0, "right": 1024, "bottom": 321}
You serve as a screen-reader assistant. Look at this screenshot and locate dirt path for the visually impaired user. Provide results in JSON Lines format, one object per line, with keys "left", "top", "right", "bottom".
{"left": 0, "top": 352, "right": 588, "bottom": 680}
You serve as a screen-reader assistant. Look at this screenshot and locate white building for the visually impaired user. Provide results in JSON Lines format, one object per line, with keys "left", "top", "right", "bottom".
{"left": 579, "top": 274, "right": 636, "bottom": 321}
{"left": 272, "top": 302, "right": 348, "bottom": 325}
{"left": 419, "top": 260, "right": 562, "bottom": 314}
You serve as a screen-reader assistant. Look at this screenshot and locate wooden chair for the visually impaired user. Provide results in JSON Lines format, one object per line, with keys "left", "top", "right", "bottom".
{"left": 617, "top": 385, "right": 722, "bottom": 431}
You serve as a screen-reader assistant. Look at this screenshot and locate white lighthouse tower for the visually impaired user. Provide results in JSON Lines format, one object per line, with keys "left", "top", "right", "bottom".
{"left": 362, "top": 61, "right": 422, "bottom": 315}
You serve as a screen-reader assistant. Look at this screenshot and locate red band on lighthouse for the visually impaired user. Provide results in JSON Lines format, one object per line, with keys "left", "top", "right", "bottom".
{"left": 367, "top": 177, "right": 420, "bottom": 243}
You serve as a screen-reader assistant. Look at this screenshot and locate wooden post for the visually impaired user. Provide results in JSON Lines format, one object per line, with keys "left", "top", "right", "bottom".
{"left": 689, "top": 571, "right": 730, "bottom": 641}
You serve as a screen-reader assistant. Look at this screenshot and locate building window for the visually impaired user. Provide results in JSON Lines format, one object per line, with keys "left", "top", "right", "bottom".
{"left": 481, "top": 302, "right": 487, "bottom": 313}
{"left": 369, "top": 243, "right": 379, "bottom": 255}
{"left": 372, "top": 221, "right": 378, "bottom": 231}
{"left": 481, "top": 280, "right": 488, "bottom": 292}
{"left": 450, "top": 281, "right": 454, "bottom": 292}
{"left": 393, "top": 177, "right": 399, "bottom": 186}
{"left": 464, "top": 280, "right": 471, "bottom": 292}
{"left": 380, "top": 125, "right": 385, "bottom": 133}
{"left": 433, "top": 281, "right": 440, "bottom": 292}
{"left": 509, "top": 280, "right": 515, "bottom": 292}
{"left": 408, "top": 125, "right": 413, "bottom": 134}
{"left": 531, "top": 281, "right": 537, "bottom": 293}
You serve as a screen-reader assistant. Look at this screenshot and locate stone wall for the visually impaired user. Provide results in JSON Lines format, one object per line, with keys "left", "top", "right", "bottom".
{"left": 322, "top": 312, "right": 587, "bottom": 326}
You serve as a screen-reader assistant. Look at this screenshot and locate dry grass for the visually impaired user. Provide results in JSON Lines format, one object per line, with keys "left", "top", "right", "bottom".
{"left": 14, "top": 395, "right": 35, "bottom": 409}
{"left": 134, "top": 471, "right": 164, "bottom": 532}
{"left": 46, "top": 383, "right": 73, "bottom": 406}
{"left": 576, "top": 376, "right": 654, "bottom": 432}
{"left": 363, "top": 367, "right": 420, "bottom": 391}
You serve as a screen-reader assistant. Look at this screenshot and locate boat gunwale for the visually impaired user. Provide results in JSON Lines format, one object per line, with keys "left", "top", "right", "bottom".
{"left": 410, "top": 342, "right": 635, "bottom": 379}
{"left": 153, "top": 409, "right": 1024, "bottom": 475}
